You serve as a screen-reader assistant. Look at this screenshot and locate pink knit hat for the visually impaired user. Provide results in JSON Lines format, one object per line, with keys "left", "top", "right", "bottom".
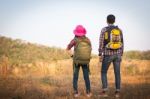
{"left": 73, "top": 25, "right": 86, "bottom": 36}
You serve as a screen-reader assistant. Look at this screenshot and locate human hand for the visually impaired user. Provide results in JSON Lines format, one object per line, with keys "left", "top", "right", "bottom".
{"left": 99, "top": 56, "right": 103, "bottom": 62}
{"left": 65, "top": 49, "right": 73, "bottom": 57}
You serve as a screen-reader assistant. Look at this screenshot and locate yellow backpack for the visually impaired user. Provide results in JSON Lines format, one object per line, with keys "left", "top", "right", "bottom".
{"left": 104, "top": 26, "right": 123, "bottom": 50}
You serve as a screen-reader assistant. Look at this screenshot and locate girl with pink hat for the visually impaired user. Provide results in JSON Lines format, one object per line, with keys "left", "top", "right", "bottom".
{"left": 66, "top": 25, "right": 92, "bottom": 97}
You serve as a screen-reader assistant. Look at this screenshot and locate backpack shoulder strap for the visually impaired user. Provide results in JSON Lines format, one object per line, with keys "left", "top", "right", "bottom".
{"left": 74, "top": 37, "right": 83, "bottom": 50}
{"left": 74, "top": 37, "right": 81, "bottom": 45}
{"left": 82, "top": 37, "right": 91, "bottom": 46}
{"left": 106, "top": 25, "right": 117, "bottom": 31}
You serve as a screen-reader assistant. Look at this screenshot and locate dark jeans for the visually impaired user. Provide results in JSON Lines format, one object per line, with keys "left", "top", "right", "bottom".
{"left": 101, "top": 54, "right": 122, "bottom": 91}
{"left": 73, "top": 63, "right": 91, "bottom": 93}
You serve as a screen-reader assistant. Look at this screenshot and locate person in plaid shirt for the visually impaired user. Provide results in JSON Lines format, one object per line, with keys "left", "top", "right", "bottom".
{"left": 98, "top": 14, "right": 124, "bottom": 98}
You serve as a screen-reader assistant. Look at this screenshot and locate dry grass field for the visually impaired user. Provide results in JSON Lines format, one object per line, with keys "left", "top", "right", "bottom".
{"left": 0, "top": 58, "right": 150, "bottom": 99}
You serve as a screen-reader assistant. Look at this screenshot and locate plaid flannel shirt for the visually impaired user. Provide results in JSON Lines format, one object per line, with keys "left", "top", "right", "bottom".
{"left": 98, "top": 24, "right": 124, "bottom": 56}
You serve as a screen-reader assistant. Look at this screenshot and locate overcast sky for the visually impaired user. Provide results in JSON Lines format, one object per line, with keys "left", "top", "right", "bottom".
{"left": 0, "top": 0, "right": 150, "bottom": 54}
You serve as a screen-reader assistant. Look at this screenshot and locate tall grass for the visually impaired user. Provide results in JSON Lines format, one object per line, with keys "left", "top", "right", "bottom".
{"left": 0, "top": 58, "right": 149, "bottom": 99}
{"left": 0, "top": 36, "right": 70, "bottom": 65}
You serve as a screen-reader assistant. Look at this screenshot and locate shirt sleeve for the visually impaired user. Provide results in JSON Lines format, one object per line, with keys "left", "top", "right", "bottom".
{"left": 66, "top": 39, "right": 76, "bottom": 50}
{"left": 98, "top": 28, "right": 106, "bottom": 56}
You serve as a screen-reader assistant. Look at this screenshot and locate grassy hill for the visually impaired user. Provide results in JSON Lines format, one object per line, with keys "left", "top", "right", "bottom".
{"left": 124, "top": 50, "right": 150, "bottom": 60}
{"left": 0, "top": 35, "right": 149, "bottom": 66}
{"left": 0, "top": 36, "right": 70, "bottom": 65}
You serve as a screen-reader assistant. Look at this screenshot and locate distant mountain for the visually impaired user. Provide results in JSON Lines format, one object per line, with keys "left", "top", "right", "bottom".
{"left": 0, "top": 36, "right": 70, "bottom": 65}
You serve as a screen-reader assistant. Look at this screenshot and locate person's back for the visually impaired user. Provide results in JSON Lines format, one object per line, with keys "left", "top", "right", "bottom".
{"left": 98, "top": 14, "right": 124, "bottom": 98}
{"left": 66, "top": 25, "right": 92, "bottom": 98}
{"left": 99, "top": 23, "right": 123, "bottom": 56}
